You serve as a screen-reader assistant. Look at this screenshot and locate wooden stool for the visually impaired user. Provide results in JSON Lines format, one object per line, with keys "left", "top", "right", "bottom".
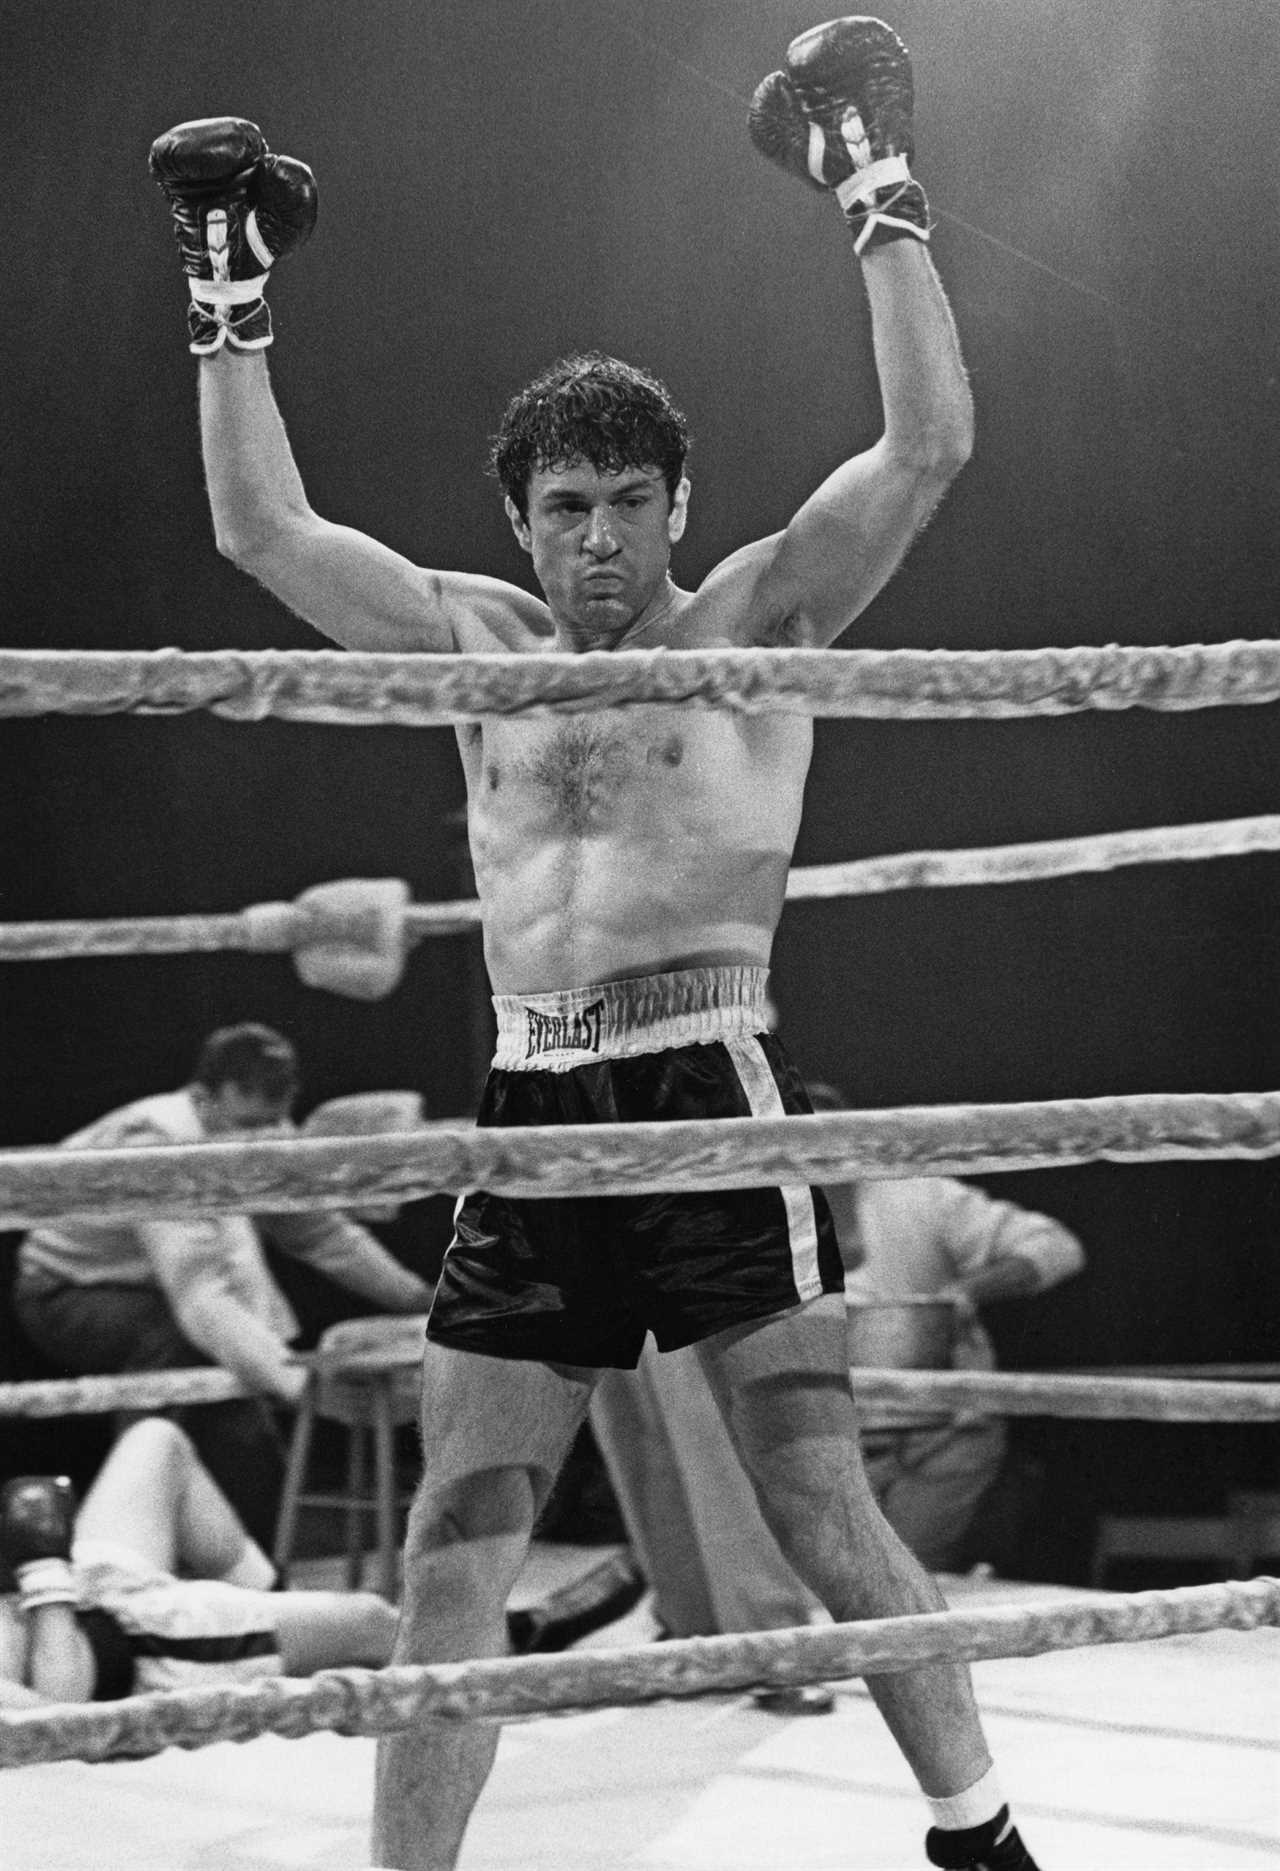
{"left": 273, "top": 1314, "right": 428, "bottom": 1600}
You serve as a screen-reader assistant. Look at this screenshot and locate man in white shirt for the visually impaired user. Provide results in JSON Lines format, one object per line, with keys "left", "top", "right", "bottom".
{"left": 14, "top": 1024, "right": 432, "bottom": 1544}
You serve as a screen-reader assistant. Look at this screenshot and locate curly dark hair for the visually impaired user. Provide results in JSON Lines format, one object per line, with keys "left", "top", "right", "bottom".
{"left": 488, "top": 351, "right": 691, "bottom": 519}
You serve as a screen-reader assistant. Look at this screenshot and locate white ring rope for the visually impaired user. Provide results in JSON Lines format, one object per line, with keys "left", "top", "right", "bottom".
{"left": 4, "top": 1093, "right": 1280, "bottom": 1225}
{"left": 1, "top": 1365, "right": 1277, "bottom": 1423}
{"left": 3, "top": 814, "right": 1278, "bottom": 962}
{"left": 786, "top": 813, "right": 1280, "bottom": 899}
{"left": 0, "top": 1368, "right": 249, "bottom": 1417}
{"left": 4, "top": 641, "right": 1280, "bottom": 723}
{"left": 1, "top": 1577, "right": 1275, "bottom": 1769}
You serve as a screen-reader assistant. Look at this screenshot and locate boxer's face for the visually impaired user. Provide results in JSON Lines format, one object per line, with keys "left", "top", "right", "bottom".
{"left": 196, "top": 1084, "right": 293, "bottom": 1137}
{"left": 508, "top": 460, "right": 690, "bottom": 644}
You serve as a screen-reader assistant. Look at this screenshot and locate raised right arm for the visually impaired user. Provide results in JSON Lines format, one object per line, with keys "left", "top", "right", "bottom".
{"left": 151, "top": 116, "right": 547, "bottom": 653}
{"left": 201, "top": 350, "right": 546, "bottom": 652}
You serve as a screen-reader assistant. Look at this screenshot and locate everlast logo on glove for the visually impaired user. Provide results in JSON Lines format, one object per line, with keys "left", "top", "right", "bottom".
{"left": 525, "top": 999, "right": 605, "bottom": 1061}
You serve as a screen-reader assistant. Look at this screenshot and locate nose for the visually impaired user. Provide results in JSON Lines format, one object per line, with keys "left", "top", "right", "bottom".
{"left": 582, "top": 504, "right": 620, "bottom": 557}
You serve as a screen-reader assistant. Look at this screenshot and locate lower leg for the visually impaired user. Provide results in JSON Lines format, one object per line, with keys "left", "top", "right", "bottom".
{"left": 273, "top": 1590, "right": 398, "bottom": 1673}
{"left": 697, "top": 1301, "right": 992, "bottom": 1798}
{"left": 372, "top": 1344, "right": 594, "bottom": 1871}
{"left": 372, "top": 1467, "right": 540, "bottom": 1871}
{"left": 766, "top": 1439, "right": 992, "bottom": 1795}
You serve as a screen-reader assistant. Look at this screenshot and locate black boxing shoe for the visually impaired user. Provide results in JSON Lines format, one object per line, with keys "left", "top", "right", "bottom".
{"left": 925, "top": 1807, "right": 1041, "bottom": 1871}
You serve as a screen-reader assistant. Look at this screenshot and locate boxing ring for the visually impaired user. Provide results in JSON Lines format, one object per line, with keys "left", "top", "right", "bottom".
{"left": 2, "top": 641, "right": 1279, "bottom": 1867}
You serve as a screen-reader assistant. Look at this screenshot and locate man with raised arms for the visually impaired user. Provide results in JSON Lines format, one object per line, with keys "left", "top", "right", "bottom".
{"left": 151, "top": 17, "right": 1043, "bottom": 1870}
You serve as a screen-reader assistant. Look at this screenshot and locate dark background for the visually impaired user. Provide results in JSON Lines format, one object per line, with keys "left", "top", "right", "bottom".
{"left": 2, "top": 0, "right": 1277, "bottom": 1578}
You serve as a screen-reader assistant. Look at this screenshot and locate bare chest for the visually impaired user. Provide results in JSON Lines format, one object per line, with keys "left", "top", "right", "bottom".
{"left": 464, "top": 710, "right": 721, "bottom": 834}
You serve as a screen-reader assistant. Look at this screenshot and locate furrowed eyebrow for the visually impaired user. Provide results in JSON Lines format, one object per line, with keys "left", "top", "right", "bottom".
{"left": 537, "top": 473, "right": 662, "bottom": 509}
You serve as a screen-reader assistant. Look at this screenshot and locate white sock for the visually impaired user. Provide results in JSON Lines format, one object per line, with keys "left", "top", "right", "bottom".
{"left": 218, "top": 1542, "right": 277, "bottom": 1592}
{"left": 926, "top": 1764, "right": 1007, "bottom": 1834}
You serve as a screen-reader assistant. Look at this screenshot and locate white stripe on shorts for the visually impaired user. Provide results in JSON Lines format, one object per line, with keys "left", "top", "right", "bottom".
{"left": 722, "top": 1035, "right": 822, "bottom": 1303}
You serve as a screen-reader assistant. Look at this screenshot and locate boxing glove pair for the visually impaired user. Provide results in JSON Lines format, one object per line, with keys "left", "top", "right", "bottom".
{"left": 149, "top": 16, "right": 927, "bottom": 356}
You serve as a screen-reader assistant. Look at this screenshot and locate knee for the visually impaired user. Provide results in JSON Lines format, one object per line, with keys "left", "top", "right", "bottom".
{"left": 397, "top": 1467, "right": 537, "bottom": 1644}
{"left": 116, "top": 1414, "right": 192, "bottom": 1471}
{"left": 404, "top": 1464, "right": 537, "bottom": 1558}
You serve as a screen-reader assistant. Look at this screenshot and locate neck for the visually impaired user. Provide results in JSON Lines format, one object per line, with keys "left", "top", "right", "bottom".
{"left": 554, "top": 578, "right": 680, "bottom": 653}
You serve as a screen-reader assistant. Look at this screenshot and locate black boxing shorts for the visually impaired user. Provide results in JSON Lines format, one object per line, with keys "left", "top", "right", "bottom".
{"left": 426, "top": 967, "right": 843, "bottom": 1368}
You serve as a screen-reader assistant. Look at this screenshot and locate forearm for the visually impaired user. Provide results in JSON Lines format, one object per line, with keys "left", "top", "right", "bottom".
{"left": 949, "top": 1255, "right": 1042, "bottom": 1309}
{"left": 861, "top": 239, "right": 974, "bottom": 468}
{"left": 173, "top": 1282, "right": 303, "bottom": 1398}
{"left": 199, "top": 349, "right": 314, "bottom": 564}
{"left": 23, "top": 1604, "right": 95, "bottom": 1702}
{"left": 272, "top": 1212, "right": 433, "bottom": 1311}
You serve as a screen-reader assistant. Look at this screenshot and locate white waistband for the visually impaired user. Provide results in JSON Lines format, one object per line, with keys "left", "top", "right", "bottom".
{"left": 492, "top": 967, "right": 771, "bottom": 1070}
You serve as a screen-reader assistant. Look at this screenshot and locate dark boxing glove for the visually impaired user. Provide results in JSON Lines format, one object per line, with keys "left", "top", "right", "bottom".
{"left": 149, "top": 117, "right": 317, "bottom": 354}
{"left": 749, "top": 17, "right": 930, "bottom": 254}
{"left": 0, "top": 1475, "right": 78, "bottom": 1610}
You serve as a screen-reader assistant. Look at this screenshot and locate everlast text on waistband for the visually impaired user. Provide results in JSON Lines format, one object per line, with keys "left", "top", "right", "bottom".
{"left": 525, "top": 999, "right": 606, "bottom": 1060}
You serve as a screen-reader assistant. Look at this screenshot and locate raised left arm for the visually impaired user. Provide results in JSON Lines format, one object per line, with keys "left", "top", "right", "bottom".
{"left": 740, "top": 15, "right": 974, "bottom": 647}
{"left": 752, "top": 238, "right": 972, "bottom": 647}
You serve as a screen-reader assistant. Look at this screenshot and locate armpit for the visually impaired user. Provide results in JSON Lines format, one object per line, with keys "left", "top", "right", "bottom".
{"left": 762, "top": 606, "right": 814, "bottom": 648}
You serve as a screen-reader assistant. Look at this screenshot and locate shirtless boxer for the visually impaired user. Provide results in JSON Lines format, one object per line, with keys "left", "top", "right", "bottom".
{"left": 150, "top": 17, "right": 1041, "bottom": 1870}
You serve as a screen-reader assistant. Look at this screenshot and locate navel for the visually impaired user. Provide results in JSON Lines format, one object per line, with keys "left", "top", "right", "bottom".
{"left": 647, "top": 734, "right": 684, "bottom": 768}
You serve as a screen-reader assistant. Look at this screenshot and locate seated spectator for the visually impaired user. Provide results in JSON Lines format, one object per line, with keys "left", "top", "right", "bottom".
{"left": 811, "top": 1080, "right": 1086, "bottom": 1573}
{"left": 589, "top": 1081, "right": 1085, "bottom": 1704}
{"left": 13, "top": 1024, "right": 433, "bottom": 1546}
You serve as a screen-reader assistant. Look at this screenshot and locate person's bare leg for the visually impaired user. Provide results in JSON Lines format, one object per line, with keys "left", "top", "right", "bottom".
{"left": 74, "top": 1417, "right": 192, "bottom": 1571}
{"left": 372, "top": 1343, "right": 594, "bottom": 1871}
{"left": 166, "top": 1423, "right": 275, "bottom": 1581}
{"left": 273, "top": 1589, "right": 399, "bottom": 1672}
{"left": 76, "top": 1414, "right": 272, "bottom": 1584}
{"left": 695, "top": 1295, "right": 992, "bottom": 1797}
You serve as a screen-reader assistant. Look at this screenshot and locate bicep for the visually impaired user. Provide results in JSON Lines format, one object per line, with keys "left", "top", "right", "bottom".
{"left": 738, "top": 440, "right": 960, "bottom": 648}
{"left": 239, "top": 515, "right": 546, "bottom": 653}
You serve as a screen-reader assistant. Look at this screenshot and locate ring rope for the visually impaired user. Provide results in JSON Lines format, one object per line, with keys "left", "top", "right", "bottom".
{"left": 4, "top": 1093, "right": 1280, "bottom": 1224}
{"left": 848, "top": 1370, "right": 1280, "bottom": 1422}
{"left": 1, "top": 1366, "right": 1277, "bottom": 1423}
{"left": 0, "top": 1368, "right": 249, "bottom": 1418}
{"left": 1, "top": 1577, "right": 1274, "bottom": 1769}
{"left": 5, "top": 641, "right": 1280, "bottom": 724}
{"left": 5, "top": 813, "right": 1278, "bottom": 962}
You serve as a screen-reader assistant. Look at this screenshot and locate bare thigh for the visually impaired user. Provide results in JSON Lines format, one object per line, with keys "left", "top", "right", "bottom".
{"left": 75, "top": 1418, "right": 188, "bottom": 1570}
{"left": 416, "top": 1340, "right": 597, "bottom": 1504}
{"left": 693, "top": 1294, "right": 900, "bottom": 1612}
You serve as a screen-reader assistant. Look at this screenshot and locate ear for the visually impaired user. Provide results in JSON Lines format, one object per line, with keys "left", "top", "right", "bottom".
{"left": 505, "top": 495, "right": 533, "bottom": 555}
{"left": 667, "top": 476, "right": 692, "bottom": 545}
